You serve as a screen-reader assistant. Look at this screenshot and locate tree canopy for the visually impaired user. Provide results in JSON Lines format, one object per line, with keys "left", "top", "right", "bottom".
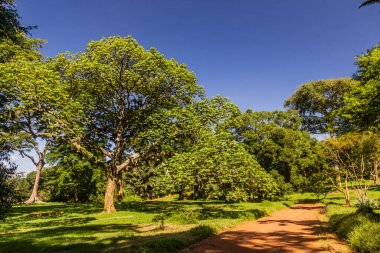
{"left": 340, "top": 46, "right": 380, "bottom": 130}
{"left": 51, "top": 36, "right": 203, "bottom": 212}
{"left": 284, "top": 78, "right": 356, "bottom": 135}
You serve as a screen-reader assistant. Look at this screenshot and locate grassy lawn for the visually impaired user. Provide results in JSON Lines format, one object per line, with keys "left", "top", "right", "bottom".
{"left": 0, "top": 197, "right": 296, "bottom": 253}
{"left": 4, "top": 189, "right": 377, "bottom": 253}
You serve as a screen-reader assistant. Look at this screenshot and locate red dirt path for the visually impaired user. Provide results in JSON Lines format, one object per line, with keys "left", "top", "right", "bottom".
{"left": 185, "top": 204, "right": 351, "bottom": 253}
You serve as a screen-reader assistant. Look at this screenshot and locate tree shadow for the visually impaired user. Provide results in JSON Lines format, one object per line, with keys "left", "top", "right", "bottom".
{"left": 10, "top": 203, "right": 102, "bottom": 217}
{"left": 0, "top": 223, "right": 215, "bottom": 253}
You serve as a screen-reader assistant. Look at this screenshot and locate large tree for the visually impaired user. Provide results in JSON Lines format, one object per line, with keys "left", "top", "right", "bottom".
{"left": 0, "top": 59, "right": 62, "bottom": 203}
{"left": 318, "top": 132, "right": 379, "bottom": 206}
{"left": 341, "top": 45, "right": 380, "bottom": 130}
{"left": 54, "top": 36, "right": 202, "bottom": 213}
{"left": 284, "top": 78, "right": 356, "bottom": 136}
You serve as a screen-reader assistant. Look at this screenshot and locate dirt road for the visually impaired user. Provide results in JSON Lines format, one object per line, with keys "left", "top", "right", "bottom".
{"left": 186, "top": 204, "right": 351, "bottom": 253}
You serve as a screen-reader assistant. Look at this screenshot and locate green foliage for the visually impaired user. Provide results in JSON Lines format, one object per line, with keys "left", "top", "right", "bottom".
{"left": 306, "top": 171, "right": 331, "bottom": 199}
{"left": 51, "top": 36, "right": 203, "bottom": 212}
{"left": 0, "top": 140, "right": 16, "bottom": 218}
{"left": 157, "top": 132, "right": 279, "bottom": 201}
{"left": 0, "top": 0, "right": 34, "bottom": 43}
{"left": 284, "top": 78, "right": 355, "bottom": 135}
{"left": 6, "top": 172, "right": 29, "bottom": 202}
{"left": 134, "top": 96, "right": 274, "bottom": 202}
{"left": 229, "top": 110, "right": 322, "bottom": 193}
{"left": 318, "top": 131, "right": 379, "bottom": 202}
{"left": 341, "top": 45, "right": 380, "bottom": 130}
{"left": 329, "top": 210, "right": 380, "bottom": 253}
{"left": 354, "top": 198, "right": 377, "bottom": 213}
{"left": 269, "top": 169, "right": 293, "bottom": 195}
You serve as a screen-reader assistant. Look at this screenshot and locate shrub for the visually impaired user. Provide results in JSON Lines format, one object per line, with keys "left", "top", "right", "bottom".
{"left": 225, "top": 189, "right": 248, "bottom": 203}
{"left": 354, "top": 198, "right": 377, "bottom": 213}
{"left": 348, "top": 221, "right": 380, "bottom": 253}
{"left": 330, "top": 210, "right": 380, "bottom": 253}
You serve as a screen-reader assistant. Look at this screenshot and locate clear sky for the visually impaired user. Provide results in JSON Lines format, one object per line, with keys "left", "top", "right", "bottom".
{"left": 13, "top": 0, "right": 380, "bottom": 172}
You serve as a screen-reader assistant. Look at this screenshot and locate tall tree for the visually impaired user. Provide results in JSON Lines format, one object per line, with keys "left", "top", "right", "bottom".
{"left": 284, "top": 78, "right": 356, "bottom": 136}
{"left": 341, "top": 45, "right": 380, "bottom": 130}
{"left": 318, "top": 132, "right": 379, "bottom": 206}
{"left": 0, "top": 59, "right": 62, "bottom": 203}
{"left": 54, "top": 36, "right": 202, "bottom": 213}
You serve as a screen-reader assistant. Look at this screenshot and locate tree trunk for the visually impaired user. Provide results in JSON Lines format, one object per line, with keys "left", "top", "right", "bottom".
{"left": 344, "top": 172, "right": 351, "bottom": 207}
{"left": 374, "top": 160, "right": 379, "bottom": 185}
{"left": 25, "top": 161, "right": 44, "bottom": 204}
{"left": 104, "top": 174, "right": 116, "bottom": 213}
{"left": 335, "top": 165, "right": 342, "bottom": 188}
{"left": 116, "top": 173, "right": 123, "bottom": 203}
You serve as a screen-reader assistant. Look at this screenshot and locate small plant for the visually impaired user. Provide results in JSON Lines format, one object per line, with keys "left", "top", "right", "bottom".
{"left": 354, "top": 198, "right": 377, "bottom": 213}
{"left": 152, "top": 213, "right": 167, "bottom": 229}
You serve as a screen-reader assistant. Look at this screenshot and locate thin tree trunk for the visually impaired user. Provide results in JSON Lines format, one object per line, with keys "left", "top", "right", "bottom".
{"left": 374, "top": 160, "right": 379, "bottom": 185}
{"left": 335, "top": 165, "right": 342, "bottom": 188}
{"left": 344, "top": 172, "right": 351, "bottom": 207}
{"left": 104, "top": 174, "right": 116, "bottom": 213}
{"left": 25, "top": 161, "right": 44, "bottom": 204}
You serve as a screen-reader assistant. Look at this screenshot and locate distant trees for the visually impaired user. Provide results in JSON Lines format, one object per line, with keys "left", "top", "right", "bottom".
{"left": 228, "top": 110, "right": 322, "bottom": 195}
{"left": 139, "top": 97, "right": 279, "bottom": 201}
{"left": 46, "top": 144, "right": 105, "bottom": 202}
{"left": 286, "top": 45, "right": 380, "bottom": 204}
{"left": 0, "top": 140, "right": 17, "bottom": 218}
{"left": 159, "top": 132, "right": 279, "bottom": 202}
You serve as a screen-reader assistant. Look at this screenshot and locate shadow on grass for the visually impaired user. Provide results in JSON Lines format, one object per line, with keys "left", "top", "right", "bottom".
{"left": 0, "top": 223, "right": 215, "bottom": 253}
{"left": 10, "top": 203, "right": 102, "bottom": 217}
{"left": 119, "top": 201, "right": 267, "bottom": 222}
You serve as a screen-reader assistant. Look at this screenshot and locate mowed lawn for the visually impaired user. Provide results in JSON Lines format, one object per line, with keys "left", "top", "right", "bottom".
{"left": 0, "top": 197, "right": 296, "bottom": 253}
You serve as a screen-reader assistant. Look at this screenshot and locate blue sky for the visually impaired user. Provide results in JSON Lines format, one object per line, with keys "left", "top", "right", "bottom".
{"left": 14, "top": 0, "right": 380, "bottom": 172}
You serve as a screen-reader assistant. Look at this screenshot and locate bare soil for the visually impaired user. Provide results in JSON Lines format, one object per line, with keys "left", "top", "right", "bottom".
{"left": 185, "top": 204, "right": 352, "bottom": 253}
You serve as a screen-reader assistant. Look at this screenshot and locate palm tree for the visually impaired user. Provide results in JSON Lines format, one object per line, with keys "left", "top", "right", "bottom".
{"left": 359, "top": 0, "right": 380, "bottom": 8}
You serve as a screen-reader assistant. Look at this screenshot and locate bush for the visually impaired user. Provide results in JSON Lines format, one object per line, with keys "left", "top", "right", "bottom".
{"left": 348, "top": 221, "right": 380, "bottom": 253}
{"left": 225, "top": 189, "right": 248, "bottom": 203}
{"left": 330, "top": 210, "right": 380, "bottom": 253}
{"left": 354, "top": 198, "right": 377, "bottom": 213}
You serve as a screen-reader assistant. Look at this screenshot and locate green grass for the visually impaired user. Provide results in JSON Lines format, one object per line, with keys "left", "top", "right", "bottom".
{"left": 0, "top": 197, "right": 297, "bottom": 253}
{"left": 322, "top": 185, "right": 380, "bottom": 253}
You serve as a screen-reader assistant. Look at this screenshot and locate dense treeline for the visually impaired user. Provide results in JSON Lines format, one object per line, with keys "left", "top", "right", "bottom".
{"left": 0, "top": 0, "right": 379, "bottom": 217}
